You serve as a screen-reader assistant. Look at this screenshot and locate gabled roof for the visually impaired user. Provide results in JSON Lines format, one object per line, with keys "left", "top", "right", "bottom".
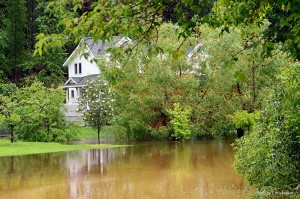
{"left": 64, "top": 77, "right": 78, "bottom": 85}
{"left": 83, "top": 38, "right": 106, "bottom": 56}
{"left": 64, "top": 74, "right": 98, "bottom": 87}
{"left": 63, "top": 36, "right": 132, "bottom": 66}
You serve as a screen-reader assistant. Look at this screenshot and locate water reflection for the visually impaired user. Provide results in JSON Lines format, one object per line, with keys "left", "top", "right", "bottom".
{"left": 0, "top": 140, "right": 252, "bottom": 199}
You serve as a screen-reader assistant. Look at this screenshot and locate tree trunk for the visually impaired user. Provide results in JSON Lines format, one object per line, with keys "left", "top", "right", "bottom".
{"left": 10, "top": 125, "right": 14, "bottom": 143}
{"left": 97, "top": 125, "right": 100, "bottom": 144}
{"left": 237, "top": 128, "right": 244, "bottom": 138}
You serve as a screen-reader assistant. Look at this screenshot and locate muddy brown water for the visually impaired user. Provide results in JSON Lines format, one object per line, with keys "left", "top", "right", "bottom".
{"left": 0, "top": 140, "right": 252, "bottom": 199}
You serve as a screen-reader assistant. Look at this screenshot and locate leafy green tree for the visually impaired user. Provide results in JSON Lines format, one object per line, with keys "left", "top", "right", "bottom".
{"left": 79, "top": 76, "right": 113, "bottom": 144}
{"left": 0, "top": 94, "right": 21, "bottom": 143}
{"left": 13, "top": 81, "right": 76, "bottom": 142}
{"left": 228, "top": 110, "right": 259, "bottom": 138}
{"left": 203, "top": 1, "right": 300, "bottom": 195}
{"left": 110, "top": 55, "right": 199, "bottom": 140}
{"left": 167, "top": 103, "right": 192, "bottom": 141}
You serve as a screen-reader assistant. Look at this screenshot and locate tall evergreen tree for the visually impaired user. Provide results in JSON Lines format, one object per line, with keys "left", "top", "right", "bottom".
{"left": 25, "top": 0, "right": 36, "bottom": 50}
{"left": 5, "top": 0, "right": 26, "bottom": 82}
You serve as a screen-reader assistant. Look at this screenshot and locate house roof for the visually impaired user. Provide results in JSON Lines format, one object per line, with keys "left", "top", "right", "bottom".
{"left": 63, "top": 36, "right": 132, "bottom": 66}
{"left": 64, "top": 74, "right": 99, "bottom": 88}
{"left": 83, "top": 38, "right": 107, "bottom": 56}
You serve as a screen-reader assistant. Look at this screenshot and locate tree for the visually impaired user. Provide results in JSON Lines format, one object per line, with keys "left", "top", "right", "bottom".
{"left": 79, "top": 76, "right": 113, "bottom": 144}
{"left": 0, "top": 82, "right": 18, "bottom": 142}
{"left": 0, "top": 81, "right": 76, "bottom": 142}
{"left": 34, "top": 0, "right": 215, "bottom": 55}
{"left": 210, "top": 0, "right": 300, "bottom": 60}
{"left": 35, "top": 0, "right": 300, "bottom": 61}
{"left": 0, "top": 0, "right": 68, "bottom": 86}
{"left": 3, "top": 0, "right": 26, "bottom": 83}
{"left": 204, "top": 1, "right": 300, "bottom": 195}
{"left": 0, "top": 94, "right": 21, "bottom": 143}
{"left": 14, "top": 81, "right": 76, "bottom": 142}
{"left": 26, "top": 0, "right": 70, "bottom": 86}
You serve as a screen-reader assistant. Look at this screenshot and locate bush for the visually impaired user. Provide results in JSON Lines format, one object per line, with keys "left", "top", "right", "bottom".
{"left": 167, "top": 103, "right": 192, "bottom": 141}
{"left": 110, "top": 125, "right": 127, "bottom": 141}
{"left": 233, "top": 65, "right": 300, "bottom": 197}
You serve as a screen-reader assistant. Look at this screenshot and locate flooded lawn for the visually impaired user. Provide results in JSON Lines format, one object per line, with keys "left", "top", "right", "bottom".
{"left": 0, "top": 140, "right": 252, "bottom": 199}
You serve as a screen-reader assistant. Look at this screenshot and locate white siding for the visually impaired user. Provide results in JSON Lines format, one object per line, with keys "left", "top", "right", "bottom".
{"left": 67, "top": 51, "right": 100, "bottom": 78}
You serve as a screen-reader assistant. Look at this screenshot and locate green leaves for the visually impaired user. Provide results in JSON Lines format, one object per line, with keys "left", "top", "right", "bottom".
{"left": 0, "top": 115, "right": 5, "bottom": 125}
{"left": 261, "top": 41, "right": 275, "bottom": 57}
{"left": 234, "top": 70, "right": 246, "bottom": 82}
{"left": 34, "top": 33, "right": 46, "bottom": 56}
{"left": 34, "top": 33, "right": 67, "bottom": 56}
{"left": 228, "top": 110, "right": 258, "bottom": 131}
{"left": 8, "top": 113, "right": 21, "bottom": 126}
{"left": 167, "top": 103, "right": 192, "bottom": 141}
{"left": 214, "top": 0, "right": 300, "bottom": 60}
{"left": 0, "top": 81, "right": 74, "bottom": 142}
{"left": 233, "top": 63, "right": 300, "bottom": 197}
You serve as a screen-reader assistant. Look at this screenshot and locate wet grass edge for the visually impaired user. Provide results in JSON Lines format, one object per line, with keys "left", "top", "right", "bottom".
{"left": 0, "top": 139, "right": 129, "bottom": 157}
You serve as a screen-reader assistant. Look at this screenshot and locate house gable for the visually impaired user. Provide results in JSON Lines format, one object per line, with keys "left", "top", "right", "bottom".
{"left": 64, "top": 36, "right": 132, "bottom": 79}
{"left": 64, "top": 46, "right": 100, "bottom": 78}
{"left": 63, "top": 36, "right": 131, "bottom": 106}
{"left": 64, "top": 77, "right": 78, "bottom": 86}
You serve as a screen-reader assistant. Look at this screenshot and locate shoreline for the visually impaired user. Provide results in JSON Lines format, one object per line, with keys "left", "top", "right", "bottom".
{"left": 0, "top": 139, "right": 128, "bottom": 157}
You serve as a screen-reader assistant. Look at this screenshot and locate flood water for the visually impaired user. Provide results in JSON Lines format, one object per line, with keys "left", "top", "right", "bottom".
{"left": 0, "top": 140, "right": 252, "bottom": 199}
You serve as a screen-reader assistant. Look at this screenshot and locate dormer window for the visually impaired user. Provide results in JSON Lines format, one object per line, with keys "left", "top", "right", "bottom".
{"left": 75, "top": 63, "right": 82, "bottom": 74}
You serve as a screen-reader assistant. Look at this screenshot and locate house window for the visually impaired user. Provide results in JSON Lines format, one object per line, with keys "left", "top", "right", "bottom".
{"left": 74, "top": 63, "right": 82, "bottom": 74}
{"left": 79, "top": 63, "right": 82, "bottom": 74}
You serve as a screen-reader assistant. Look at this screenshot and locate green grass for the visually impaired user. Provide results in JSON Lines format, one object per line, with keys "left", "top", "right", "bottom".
{"left": 77, "top": 126, "right": 126, "bottom": 140}
{"left": 0, "top": 139, "right": 127, "bottom": 157}
{"left": 77, "top": 126, "right": 98, "bottom": 139}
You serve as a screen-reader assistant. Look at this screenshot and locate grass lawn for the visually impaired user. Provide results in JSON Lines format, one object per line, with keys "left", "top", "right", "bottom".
{"left": 77, "top": 125, "right": 126, "bottom": 140}
{"left": 0, "top": 139, "right": 127, "bottom": 157}
{"left": 77, "top": 126, "right": 98, "bottom": 139}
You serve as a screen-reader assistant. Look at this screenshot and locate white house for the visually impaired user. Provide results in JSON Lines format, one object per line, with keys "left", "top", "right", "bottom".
{"left": 63, "top": 36, "right": 203, "bottom": 105}
{"left": 63, "top": 37, "right": 131, "bottom": 105}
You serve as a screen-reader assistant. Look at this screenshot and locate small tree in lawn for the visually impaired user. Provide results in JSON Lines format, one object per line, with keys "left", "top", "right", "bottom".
{"left": 0, "top": 94, "right": 21, "bottom": 143}
{"left": 79, "top": 76, "right": 113, "bottom": 144}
